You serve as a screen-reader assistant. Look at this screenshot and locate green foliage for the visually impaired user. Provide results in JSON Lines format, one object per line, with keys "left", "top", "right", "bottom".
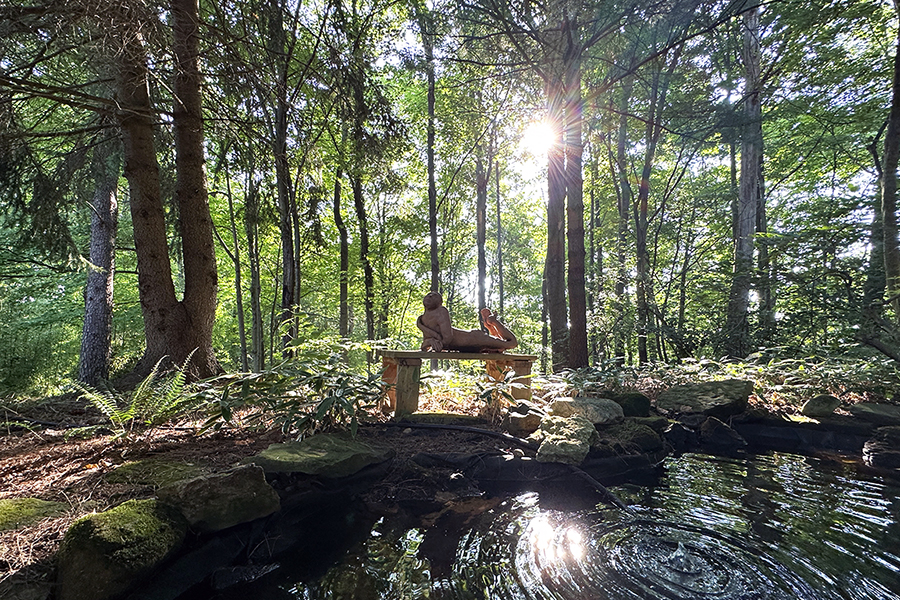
{"left": 198, "top": 340, "right": 385, "bottom": 439}
{"left": 542, "top": 351, "right": 900, "bottom": 408}
{"left": 73, "top": 351, "right": 199, "bottom": 437}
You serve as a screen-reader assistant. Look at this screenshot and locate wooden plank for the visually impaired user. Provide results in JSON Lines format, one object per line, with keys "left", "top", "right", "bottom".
{"left": 379, "top": 350, "right": 537, "bottom": 361}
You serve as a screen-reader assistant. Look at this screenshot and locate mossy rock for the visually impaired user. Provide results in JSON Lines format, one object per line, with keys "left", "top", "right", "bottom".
{"left": 0, "top": 498, "right": 68, "bottom": 532}
{"left": 599, "top": 419, "right": 664, "bottom": 453}
{"left": 104, "top": 459, "right": 207, "bottom": 488}
{"left": 243, "top": 433, "right": 395, "bottom": 478}
{"left": 56, "top": 499, "right": 188, "bottom": 600}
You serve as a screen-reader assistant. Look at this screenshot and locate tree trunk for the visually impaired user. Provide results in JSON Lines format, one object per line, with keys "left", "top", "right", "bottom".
{"left": 614, "top": 75, "right": 634, "bottom": 365}
{"left": 225, "top": 168, "right": 248, "bottom": 371}
{"left": 476, "top": 143, "right": 488, "bottom": 312}
{"left": 245, "top": 177, "right": 264, "bottom": 371}
{"left": 565, "top": 46, "right": 588, "bottom": 369}
{"left": 883, "top": 6, "right": 900, "bottom": 318}
{"left": 418, "top": 7, "right": 439, "bottom": 293}
{"left": 79, "top": 145, "right": 119, "bottom": 385}
{"left": 333, "top": 167, "right": 350, "bottom": 338}
{"left": 114, "top": 0, "right": 219, "bottom": 385}
{"left": 352, "top": 176, "right": 375, "bottom": 343}
{"left": 724, "top": 3, "right": 762, "bottom": 359}
{"left": 495, "top": 156, "right": 505, "bottom": 315}
{"left": 545, "top": 74, "right": 569, "bottom": 372}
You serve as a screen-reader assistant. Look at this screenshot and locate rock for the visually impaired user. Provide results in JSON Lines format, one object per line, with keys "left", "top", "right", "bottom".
{"left": 0, "top": 498, "right": 67, "bottom": 532}
{"left": 242, "top": 433, "right": 394, "bottom": 478}
{"left": 600, "top": 420, "right": 664, "bottom": 453}
{"left": 533, "top": 415, "right": 599, "bottom": 465}
{"left": 800, "top": 394, "right": 842, "bottom": 418}
{"left": 548, "top": 397, "right": 624, "bottom": 425}
{"left": 656, "top": 379, "right": 753, "bottom": 419}
{"left": 612, "top": 392, "right": 652, "bottom": 417}
{"left": 700, "top": 417, "right": 747, "bottom": 452}
{"left": 664, "top": 422, "right": 698, "bottom": 453}
{"left": 157, "top": 464, "right": 280, "bottom": 533}
{"left": 503, "top": 411, "right": 543, "bottom": 437}
{"left": 104, "top": 459, "right": 207, "bottom": 488}
{"left": 56, "top": 499, "right": 187, "bottom": 600}
{"left": 863, "top": 426, "right": 900, "bottom": 470}
{"left": 848, "top": 403, "right": 900, "bottom": 426}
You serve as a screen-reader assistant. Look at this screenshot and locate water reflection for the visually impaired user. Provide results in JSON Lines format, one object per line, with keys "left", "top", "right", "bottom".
{"left": 241, "top": 452, "right": 900, "bottom": 599}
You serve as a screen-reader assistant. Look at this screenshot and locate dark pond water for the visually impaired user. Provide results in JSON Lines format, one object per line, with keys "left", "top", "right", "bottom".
{"left": 220, "top": 452, "right": 900, "bottom": 599}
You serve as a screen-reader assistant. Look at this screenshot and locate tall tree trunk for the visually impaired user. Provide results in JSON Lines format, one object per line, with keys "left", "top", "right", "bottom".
{"left": 565, "top": 42, "right": 588, "bottom": 369}
{"left": 545, "top": 74, "right": 569, "bottom": 371}
{"left": 79, "top": 144, "right": 119, "bottom": 385}
{"left": 114, "top": 0, "right": 219, "bottom": 385}
{"left": 245, "top": 177, "right": 264, "bottom": 371}
{"left": 476, "top": 143, "right": 488, "bottom": 312}
{"left": 495, "top": 157, "right": 505, "bottom": 315}
{"left": 613, "top": 76, "right": 634, "bottom": 365}
{"left": 352, "top": 176, "right": 375, "bottom": 343}
{"left": 417, "top": 7, "right": 439, "bottom": 293}
{"left": 172, "top": 0, "right": 218, "bottom": 375}
{"left": 225, "top": 168, "right": 248, "bottom": 371}
{"left": 333, "top": 167, "right": 350, "bottom": 338}
{"left": 883, "top": 4, "right": 900, "bottom": 318}
{"left": 724, "top": 3, "right": 762, "bottom": 359}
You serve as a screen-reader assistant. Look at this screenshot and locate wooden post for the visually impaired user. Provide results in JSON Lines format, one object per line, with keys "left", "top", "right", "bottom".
{"left": 395, "top": 357, "right": 422, "bottom": 416}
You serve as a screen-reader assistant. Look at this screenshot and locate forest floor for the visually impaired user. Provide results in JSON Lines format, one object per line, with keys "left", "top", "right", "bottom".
{"left": 0, "top": 391, "right": 520, "bottom": 594}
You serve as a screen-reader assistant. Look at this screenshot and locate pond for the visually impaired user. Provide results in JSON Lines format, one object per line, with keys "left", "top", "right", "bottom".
{"left": 209, "top": 452, "right": 900, "bottom": 599}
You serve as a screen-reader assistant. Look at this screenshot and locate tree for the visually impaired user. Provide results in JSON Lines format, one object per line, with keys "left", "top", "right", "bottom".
{"left": 723, "top": 1, "right": 763, "bottom": 359}
{"left": 113, "top": 0, "right": 219, "bottom": 383}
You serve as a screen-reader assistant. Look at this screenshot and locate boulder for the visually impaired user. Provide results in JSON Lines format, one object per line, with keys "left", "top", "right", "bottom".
{"left": 157, "top": 464, "right": 280, "bottom": 533}
{"left": 800, "top": 394, "right": 842, "bottom": 418}
{"left": 700, "top": 417, "right": 747, "bottom": 452}
{"left": 56, "top": 499, "right": 187, "bottom": 600}
{"left": 0, "top": 498, "right": 67, "bottom": 532}
{"left": 612, "top": 392, "right": 652, "bottom": 417}
{"left": 664, "top": 422, "right": 699, "bottom": 453}
{"left": 242, "top": 433, "right": 394, "bottom": 478}
{"left": 656, "top": 379, "right": 753, "bottom": 419}
{"left": 503, "top": 411, "right": 543, "bottom": 437}
{"left": 600, "top": 420, "right": 664, "bottom": 453}
{"left": 863, "top": 426, "right": 900, "bottom": 470}
{"left": 848, "top": 403, "right": 900, "bottom": 426}
{"left": 548, "top": 397, "right": 624, "bottom": 425}
{"left": 104, "top": 459, "right": 207, "bottom": 488}
{"left": 532, "top": 415, "right": 599, "bottom": 465}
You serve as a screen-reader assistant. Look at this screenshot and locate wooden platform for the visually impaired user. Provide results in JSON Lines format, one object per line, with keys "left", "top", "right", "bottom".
{"left": 379, "top": 350, "right": 538, "bottom": 417}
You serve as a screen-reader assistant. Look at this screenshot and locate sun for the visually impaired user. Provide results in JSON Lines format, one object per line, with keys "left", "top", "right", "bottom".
{"left": 520, "top": 118, "right": 558, "bottom": 158}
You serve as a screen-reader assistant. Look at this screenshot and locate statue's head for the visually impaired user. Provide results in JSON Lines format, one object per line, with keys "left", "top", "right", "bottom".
{"left": 423, "top": 291, "right": 442, "bottom": 309}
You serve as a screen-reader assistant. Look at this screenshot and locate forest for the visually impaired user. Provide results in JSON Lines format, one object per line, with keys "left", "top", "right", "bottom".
{"left": 2, "top": 0, "right": 900, "bottom": 400}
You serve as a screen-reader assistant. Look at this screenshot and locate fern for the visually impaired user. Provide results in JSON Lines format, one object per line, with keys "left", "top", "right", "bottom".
{"left": 73, "top": 349, "right": 199, "bottom": 437}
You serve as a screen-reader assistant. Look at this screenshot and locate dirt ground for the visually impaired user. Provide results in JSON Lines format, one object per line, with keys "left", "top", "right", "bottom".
{"left": 0, "top": 393, "right": 518, "bottom": 593}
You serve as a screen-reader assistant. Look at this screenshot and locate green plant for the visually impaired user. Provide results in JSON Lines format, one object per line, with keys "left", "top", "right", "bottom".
{"left": 74, "top": 350, "right": 198, "bottom": 437}
{"left": 476, "top": 367, "right": 530, "bottom": 422}
{"left": 198, "top": 340, "right": 385, "bottom": 438}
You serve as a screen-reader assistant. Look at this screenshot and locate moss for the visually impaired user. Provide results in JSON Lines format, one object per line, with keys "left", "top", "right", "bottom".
{"left": 57, "top": 499, "right": 187, "bottom": 600}
{"left": 0, "top": 498, "right": 68, "bottom": 532}
{"left": 103, "top": 459, "right": 207, "bottom": 488}
{"left": 60, "top": 499, "right": 187, "bottom": 569}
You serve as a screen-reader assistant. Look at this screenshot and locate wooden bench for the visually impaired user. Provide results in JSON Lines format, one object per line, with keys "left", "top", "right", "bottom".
{"left": 379, "top": 350, "right": 538, "bottom": 416}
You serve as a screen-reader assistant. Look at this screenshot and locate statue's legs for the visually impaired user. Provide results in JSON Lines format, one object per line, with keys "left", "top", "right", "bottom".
{"left": 480, "top": 308, "right": 517, "bottom": 345}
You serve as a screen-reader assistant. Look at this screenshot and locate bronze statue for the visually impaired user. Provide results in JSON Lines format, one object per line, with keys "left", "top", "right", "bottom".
{"left": 416, "top": 291, "right": 517, "bottom": 353}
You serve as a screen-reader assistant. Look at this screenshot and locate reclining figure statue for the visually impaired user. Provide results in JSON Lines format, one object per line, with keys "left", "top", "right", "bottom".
{"left": 416, "top": 291, "right": 517, "bottom": 353}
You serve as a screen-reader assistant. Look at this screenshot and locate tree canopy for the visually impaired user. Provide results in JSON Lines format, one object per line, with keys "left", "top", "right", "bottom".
{"left": 1, "top": 0, "right": 898, "bottom": 393}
